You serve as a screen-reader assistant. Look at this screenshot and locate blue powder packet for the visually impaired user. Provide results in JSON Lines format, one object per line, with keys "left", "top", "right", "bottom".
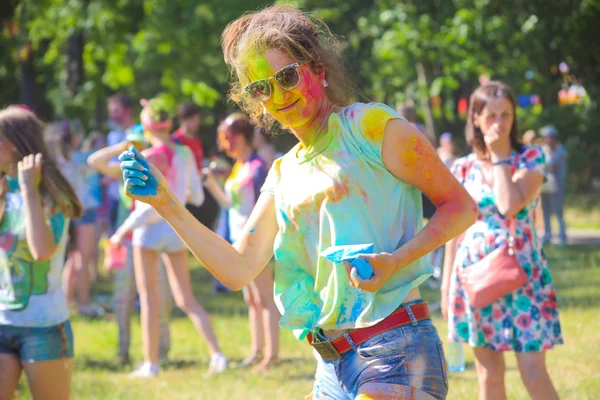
{"left": 320, "top": 244, "right": 375, "bottom": 280}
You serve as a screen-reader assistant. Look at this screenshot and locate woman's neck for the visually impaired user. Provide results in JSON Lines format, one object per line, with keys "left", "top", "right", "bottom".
{"left": 148, "top": 130, "right": 172, "bottom": 147}
{"left": 181, "top": 127, "right": 197, "bottom": 138}
{"left": 291, "top": 101, "right": 337, "bottom": 146}
{"left": 235, "top": 145, "right": 253, "bottom": 163}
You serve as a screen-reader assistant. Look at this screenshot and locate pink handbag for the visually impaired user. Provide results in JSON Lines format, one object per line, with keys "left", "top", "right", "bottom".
{"left": 456, "top": 155, "right": 528, "bottom": 309}
{"left": 457, "top": 219, "right": 527, "bottom": 308}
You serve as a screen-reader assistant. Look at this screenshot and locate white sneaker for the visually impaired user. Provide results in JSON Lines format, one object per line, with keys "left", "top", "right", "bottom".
{"left": 129, "top": 362, "right": 159, "bottom": 378}
{"left": 207, "top": 353, "right": 228, "bottom": 375}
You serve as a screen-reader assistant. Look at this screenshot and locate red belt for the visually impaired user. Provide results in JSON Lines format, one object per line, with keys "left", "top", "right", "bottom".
{"left": 307, "top": 302, "right": 431, "bottom": 361}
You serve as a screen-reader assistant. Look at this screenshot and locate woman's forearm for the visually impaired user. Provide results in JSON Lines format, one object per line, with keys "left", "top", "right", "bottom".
{"left": 492, "top": 164, "right": 524, "bottom": 216}
{"left": 204, "top": 181, "right": 233, "bottom": 209}
{"left": 155, "top": 193, "right": 254, "bottom": 290}
{"left": 88, "top": 143, "right": 126, "bottom": 179}
{"left": 441, "top": 238, "right": 458, "bottom": 294}
{"left": 391, "top": 199, "right": 477, "bottom": 273}
{"left": 22, "top": 188, "right": 56, "bottom": 261}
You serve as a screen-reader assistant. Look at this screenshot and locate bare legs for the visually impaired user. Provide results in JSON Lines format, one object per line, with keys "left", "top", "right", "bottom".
{"left": 242, "top": 264, "right": 280, "bottom": 372}
{"left": 62, "top": 223, "right": 97, "bottom": 316}
{"left": 473, "top": 347, "right": 559, "bottom": 400}
{"left": 0, "top": 353, "right": 73, "bottom": 400}
{"left": 133, "top": 247, "right": 222, "bottom": 366}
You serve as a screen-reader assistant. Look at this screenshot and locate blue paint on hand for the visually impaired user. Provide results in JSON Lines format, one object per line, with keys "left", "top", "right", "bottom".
{"left": 349, "top": 258, "right": 374, "bottom": 280}
{"left": 320, "top": 243, "right": 375, "bottom": 280}
{"left": 119, "top": 146, "right": 158, "bottom": 197}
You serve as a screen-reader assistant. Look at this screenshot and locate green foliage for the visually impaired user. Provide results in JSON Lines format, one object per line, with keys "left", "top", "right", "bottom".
{"left": 19, "top": 0, "right": 272, "bottom": 131}
{"left": 519, "top": 103, "right": 600, "bottom": 193}
{"left": 2, "top": 0, "right": 599, "bottom": 187}
{"left": 289, "top": 0, "right": 600, "bottom": 191}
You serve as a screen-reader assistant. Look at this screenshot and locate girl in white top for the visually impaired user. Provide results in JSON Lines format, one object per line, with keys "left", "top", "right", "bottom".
{"left": 110, "top": 98, "right": 227, "bottom": 377}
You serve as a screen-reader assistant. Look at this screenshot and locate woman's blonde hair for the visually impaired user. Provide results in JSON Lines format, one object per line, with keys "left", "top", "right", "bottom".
{"left": 0, "top": 107, "right": 82, "bottom": 222}
{"left": 221, "top": 5, "right": 354, "bottom": 130}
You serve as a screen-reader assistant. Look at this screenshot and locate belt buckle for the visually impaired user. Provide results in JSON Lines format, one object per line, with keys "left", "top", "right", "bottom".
{"left": 311, "top": 334, "right": 341, "bottom": 361}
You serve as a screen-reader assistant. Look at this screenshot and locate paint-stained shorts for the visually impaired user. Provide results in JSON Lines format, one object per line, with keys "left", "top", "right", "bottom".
{"left": 73, "top": 208, "right": 98, "bottom": 226}
{"left": 310, "top": 300, "right": 448, "bottom": 400}
{"left": 0, "top": 320, "right": 74, "bottom": 362}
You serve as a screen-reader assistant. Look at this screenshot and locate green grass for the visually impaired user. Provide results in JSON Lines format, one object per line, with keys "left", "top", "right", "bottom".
{"left": 564, "top": 194, "right": 600, "bottom": 230}
{"left": 12, "top": 245, "right": 600, "bottom": 399}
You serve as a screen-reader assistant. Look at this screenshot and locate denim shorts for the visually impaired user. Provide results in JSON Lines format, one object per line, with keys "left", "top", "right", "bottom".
{"left": 0, "top": 320, "right": 74, "bottom": 362}
{"left": 73, "top": 208, "right": 97, "bottom": 226}
{"left": 311, "top": 300, "right": 448, "bottom": 400}
{"left": 132, "top": 221, "right": 186, "bottom": 253}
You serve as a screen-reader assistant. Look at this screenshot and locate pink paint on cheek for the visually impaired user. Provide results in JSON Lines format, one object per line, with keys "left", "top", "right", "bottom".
{"left": 298, "top": 69, "right": 325, "bottom": 119}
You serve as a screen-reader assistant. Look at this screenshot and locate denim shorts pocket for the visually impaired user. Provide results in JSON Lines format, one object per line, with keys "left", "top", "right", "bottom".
{"left": 356, "top": 327, "right": 406, "bottom": 359}
{"left": 436, "top": 340, "right": 449, "bottom": 388}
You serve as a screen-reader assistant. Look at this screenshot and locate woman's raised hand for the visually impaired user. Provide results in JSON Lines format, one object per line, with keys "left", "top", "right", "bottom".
{"left": 119, "top": 146, "right": 171, "bottom": 207}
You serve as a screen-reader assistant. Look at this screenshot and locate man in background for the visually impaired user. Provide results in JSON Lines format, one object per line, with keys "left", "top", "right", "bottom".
{"left": 172, "top": 103, "right": 220, "bottom": 232}
{"left": 540, "top": 125, "right": 568, "bottom": 245}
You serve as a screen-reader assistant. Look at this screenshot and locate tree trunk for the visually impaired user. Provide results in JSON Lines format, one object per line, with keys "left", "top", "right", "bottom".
{"left": 18, "top": 43, "right": 38, "bottom": 112}
{"left": 67, "top": 32, "right": 84, "bottom": 96}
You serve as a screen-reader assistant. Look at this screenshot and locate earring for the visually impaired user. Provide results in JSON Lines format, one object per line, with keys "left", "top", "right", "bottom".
{"left": 263, "top": 107, "right": 267, "bottom": 115}
{"left": 322, "top": 79, "right": 328, "bottom": 88}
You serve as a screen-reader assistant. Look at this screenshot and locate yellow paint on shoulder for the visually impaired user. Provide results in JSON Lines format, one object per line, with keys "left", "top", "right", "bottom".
{"left": 362, "top": 107, "right": 391, "bottom": 142}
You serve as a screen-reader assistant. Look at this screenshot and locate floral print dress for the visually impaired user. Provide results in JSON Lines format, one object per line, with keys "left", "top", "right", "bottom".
{"left": 448, "top": 146, "right": 564, "bottom": 352}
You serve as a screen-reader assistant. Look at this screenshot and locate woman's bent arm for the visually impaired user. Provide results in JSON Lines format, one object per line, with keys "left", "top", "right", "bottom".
{"left": 381, "top": 119, "right": 478, "bottom": 272}
{"left": 492, "top": 165, "right": 543, "bottom": 217}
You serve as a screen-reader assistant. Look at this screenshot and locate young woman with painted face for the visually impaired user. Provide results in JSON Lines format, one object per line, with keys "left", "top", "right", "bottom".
{"left": 111, "top": 99, "right": 227, "bottom": 378}
{"left": 203, "top": 113, "right": 280, "bottom": 372}
{"left": 120, "top": 6, "right": 477, "bottom": 398}
{"left": 0, "top": 107, "right": 82, "bottom": 400}
{"left": 441, "top": 82, "right": 562, "bottom": 400}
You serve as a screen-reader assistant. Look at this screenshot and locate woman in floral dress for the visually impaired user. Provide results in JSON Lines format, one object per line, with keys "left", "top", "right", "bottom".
{"left": 441, "top": 81, "right": 563, "bottom": 400}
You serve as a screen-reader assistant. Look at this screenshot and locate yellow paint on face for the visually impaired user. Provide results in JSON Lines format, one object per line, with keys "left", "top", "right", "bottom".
{"left": 240, "top": 49, "right": 327, "bottom": 132}
{"left": 242, "top": 53, "right": 273, "bottom": 86}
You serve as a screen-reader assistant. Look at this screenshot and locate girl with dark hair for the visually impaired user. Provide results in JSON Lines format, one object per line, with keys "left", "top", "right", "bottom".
{"left": 204, "top": 113, "right": 280, "bottom": 372}
{"left": 442, "top": 81, "right": 562, "bottom": 400}
{"left": 120, "top": 6, "right": 477, "bottom": 398}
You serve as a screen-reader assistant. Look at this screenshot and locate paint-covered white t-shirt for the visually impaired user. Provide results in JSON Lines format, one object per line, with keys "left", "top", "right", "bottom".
{"left": 261, "top": 102, "right": 431, "bottom": 339}
{"left": 0, "top": 177, "right": 70, "bottom": 327}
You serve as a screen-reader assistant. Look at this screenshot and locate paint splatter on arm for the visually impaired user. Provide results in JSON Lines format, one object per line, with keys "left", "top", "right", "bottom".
{"left": 380, "top": 119, "right": 478, "bottom": 271}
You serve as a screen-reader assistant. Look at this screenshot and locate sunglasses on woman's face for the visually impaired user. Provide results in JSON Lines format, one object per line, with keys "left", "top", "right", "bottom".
{"left": 244, "top": 62, "right": 306, "bottom": 102}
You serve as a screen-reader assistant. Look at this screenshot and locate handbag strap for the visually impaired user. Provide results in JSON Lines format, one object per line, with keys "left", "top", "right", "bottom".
{"left": 454, "top": 151, "right": 520, "bottom": 252}
{"left": 506, "top": 151, "right": 520, "bottom": 254}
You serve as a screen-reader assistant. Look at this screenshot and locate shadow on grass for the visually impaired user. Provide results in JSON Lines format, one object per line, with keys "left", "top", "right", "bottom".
{"left": 75, "top": 356, "right": 200, "bottom": 372}
{"left": 75, "top": 356, "right": 121, "bottom": 372}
